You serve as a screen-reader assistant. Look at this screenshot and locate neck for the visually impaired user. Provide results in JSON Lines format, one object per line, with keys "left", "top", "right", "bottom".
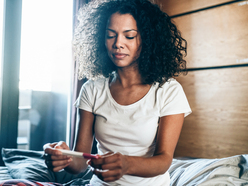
{"left": 113, "top": 66, "right": 143, "bottom": 88}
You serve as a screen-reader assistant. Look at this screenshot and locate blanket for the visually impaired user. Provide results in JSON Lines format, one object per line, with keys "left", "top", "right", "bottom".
{"left": 1, "top": 148, "right": 92, "bottom": 184}
{"left": 1, "top": 148, "right": 248, "bottom": 185}
{"left": 169, "top": 155, "right": 248, "bottom": 186}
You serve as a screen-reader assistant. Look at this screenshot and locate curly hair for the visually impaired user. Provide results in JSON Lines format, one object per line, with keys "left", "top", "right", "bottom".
{"left": 73, "top": 0, "right": 187, "bottom": 86}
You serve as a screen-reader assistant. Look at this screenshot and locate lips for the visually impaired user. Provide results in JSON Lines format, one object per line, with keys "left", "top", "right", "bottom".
{"left": 112, "top": 53, "right": 128, "bottom": 59}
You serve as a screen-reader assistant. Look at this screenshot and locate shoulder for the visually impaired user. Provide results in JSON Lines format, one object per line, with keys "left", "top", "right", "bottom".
{"left": 157, "top": 78, "right": 183, "bottom": 93}
{"left": 80, "top": 77, "right": 109, "bottom": 99}
{"left": 155, "top": 78, "right": 186, "bottom": 104}
{"left": 83, "top": 77, "right": 107, "bottom": 90}
{"left": 157, "top": 78, "right": 191, "bottom": 117}
{"left": 75, "top": 77, "right": 108, "bottom": 110}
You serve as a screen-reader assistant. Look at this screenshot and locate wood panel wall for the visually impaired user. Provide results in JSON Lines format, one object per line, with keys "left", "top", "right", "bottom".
{"left": 176, "top": 67, "right": 248, "bottom": 158}
{"left": 161, "top": 1, "right": 248, "bottom": 68}
{"left": 157, "top": 0, "right": 248, "bottom": 158}
{"left": 158, "top": 0, "right": 235, "bottom": 16}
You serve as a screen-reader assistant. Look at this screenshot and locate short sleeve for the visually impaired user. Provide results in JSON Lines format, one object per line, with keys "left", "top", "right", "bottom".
{"left": 74, "top": 80, "right": 95, "bottom": 113}
{"left": 160, "top": 80, "right": 191, "bottom": 117}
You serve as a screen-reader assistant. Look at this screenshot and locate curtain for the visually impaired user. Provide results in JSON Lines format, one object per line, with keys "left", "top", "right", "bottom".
{"left": 70, "top": 0, "right": 91, "bottom": 149}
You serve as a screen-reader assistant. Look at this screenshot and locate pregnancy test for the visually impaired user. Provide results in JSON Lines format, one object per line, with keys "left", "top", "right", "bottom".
{"left": 59, "top": 149, "right": 99, "bottom": 159}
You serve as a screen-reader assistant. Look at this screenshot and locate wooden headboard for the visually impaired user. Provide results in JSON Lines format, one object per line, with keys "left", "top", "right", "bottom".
{"left": 157, "top": 0, "right": 248, "bottom": 158}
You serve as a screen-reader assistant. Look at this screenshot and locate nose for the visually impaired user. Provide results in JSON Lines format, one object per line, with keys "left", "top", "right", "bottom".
{"left": 113, "top": 35, "right": 124, "bottom": 49}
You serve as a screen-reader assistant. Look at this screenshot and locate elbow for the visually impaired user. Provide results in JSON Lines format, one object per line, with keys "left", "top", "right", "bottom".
{"left": 160, "top": 163, "right": 171, "bottom": 175}
{"left": 158, "top": 154, "right": 173, "bottom": 175}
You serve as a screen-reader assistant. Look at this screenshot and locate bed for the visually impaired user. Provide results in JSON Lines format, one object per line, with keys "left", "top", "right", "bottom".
{"left": 0, "top": 148, "right": 247, "bottom": 185}
{"left": 0, "top": 148, "right": 92, "bottom": 185}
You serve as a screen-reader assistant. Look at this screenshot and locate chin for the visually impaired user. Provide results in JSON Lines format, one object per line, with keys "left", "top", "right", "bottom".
{"left": 115, "top": 62, "right": 139, "bottom": 70}
{"left": 112, "top": 60, "right": 130, "bottom": 67}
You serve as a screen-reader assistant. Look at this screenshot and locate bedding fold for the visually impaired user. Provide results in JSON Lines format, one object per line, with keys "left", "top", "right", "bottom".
{"left": 168, "top": 155, "right": 248, "bottom": 186}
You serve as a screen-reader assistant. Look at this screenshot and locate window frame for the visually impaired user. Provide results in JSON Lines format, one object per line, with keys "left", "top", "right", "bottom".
{"left": 0, "top": 0, "right": 22, "bottom": 166}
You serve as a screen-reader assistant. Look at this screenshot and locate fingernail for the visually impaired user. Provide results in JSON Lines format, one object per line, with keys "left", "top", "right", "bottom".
{"left": 86, "top": 159, "right": 91, "bottom": 165}
{"left": 90, "top": 167, "right": 94, "bottom": 172}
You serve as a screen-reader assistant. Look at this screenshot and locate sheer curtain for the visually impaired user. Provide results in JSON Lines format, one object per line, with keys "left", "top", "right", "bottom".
{"left": 70, "top": 0, "right": 91, "bottom": 148}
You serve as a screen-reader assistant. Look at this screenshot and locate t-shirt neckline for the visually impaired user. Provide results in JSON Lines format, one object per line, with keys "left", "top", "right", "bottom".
{"left": 105, "top": 78, "right": 155, "bottom": 109}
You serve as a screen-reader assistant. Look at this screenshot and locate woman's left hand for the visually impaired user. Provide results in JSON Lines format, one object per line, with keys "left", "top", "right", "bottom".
{"left": 89, "top": 152, "right": 129, "bottom": 182}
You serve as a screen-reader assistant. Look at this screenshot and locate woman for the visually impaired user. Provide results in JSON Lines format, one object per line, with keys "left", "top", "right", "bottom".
{"left": 44, "top": 0, "right": 191, "bottom": 185}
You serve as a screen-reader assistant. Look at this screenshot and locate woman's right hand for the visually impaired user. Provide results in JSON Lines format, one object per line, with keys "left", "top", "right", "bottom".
{"left": 43, "top": 141, "right": 73, "bottom": 172}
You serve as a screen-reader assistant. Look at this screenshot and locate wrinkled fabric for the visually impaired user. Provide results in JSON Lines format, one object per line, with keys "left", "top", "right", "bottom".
{"left": 0, "top": 179, "right": 63, "bottom": 186}
{"left": 168, "top": 155, "right": 248, "bottom": 186}
{"left": 1, "top": 148, "right": 248, "bottom": 186}
{"left": 1, "top": 148, "right": 91, "bottom": 184}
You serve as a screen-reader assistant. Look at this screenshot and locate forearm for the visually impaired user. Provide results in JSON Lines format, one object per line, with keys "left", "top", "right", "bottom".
{"left": 125, "top": 153, "right": 173, "bottom": 177}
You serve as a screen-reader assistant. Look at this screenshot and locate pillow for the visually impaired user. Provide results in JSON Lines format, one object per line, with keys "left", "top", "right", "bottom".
{"left": 1, "top": 148, "right": 92, "bottom": 184}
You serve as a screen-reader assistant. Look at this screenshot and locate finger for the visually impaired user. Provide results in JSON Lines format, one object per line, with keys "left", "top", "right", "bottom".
{"left": 43, "top": 153, "right": 50, "bottom": 159}
{"left": 90, "top": 157, "right": 104, "bottom": 169}
{"left": 94, "top": 169, "right": 121, "bottom": 182}
{"left": 86, "top": 159, "right": 91, "bottom": 165}
{"left": 103, "top": 169, "right": 123, "bottom": 182}
{"left": 55, "top": 141, "right": 69, "bottom": 150}
{"left": 51, "top": 155, "right": 72, "bottom": 161}
{"left": 101, "top": 161, "right": 121, "bottom": 171}
{"left": 51, "top": 160, "right": 71, "bottom": 172}
{"left": 90, "top": 161, "right": 102, "bottom": 169}
{"left": 43, "top": 152, "right": 72, "bottom": 161}
{"left": 90, "top": 152, "right": 118, "bottom": 170}
{"left": 98, "top": 152, "right": 120, "bottom": 165}
{"left": 93, "top": 168, "right": 108, "bottom": 181}
{"left": 43, "top": 143, "right": 54, "bottom": 150}
{"left": 91, "top": 152, "right": 115, "bottom": 164}
{"left": 44, "top": 143, "right": 60, "bottom": 155}
{"left": 43, "top": 142, "right": 60, "bottom": 151}
{"left": 45, "top": 158, "right": 72, "bottom": 170}
{"left": 53, "top": 158, "right": 72, "bottom": 168}
{"left": 44, "top": 142, "right": 69, "bottom": 156}
{"left": 52, "top": 164, "right": 70, "bottom": 172}
{"left": 53, "top": 141, "right": 70, "bottom": 156}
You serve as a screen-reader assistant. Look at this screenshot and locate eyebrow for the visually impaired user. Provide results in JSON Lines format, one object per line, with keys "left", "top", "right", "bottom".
{"left": 106, "top": 28, "right": 138, "bottom": 33}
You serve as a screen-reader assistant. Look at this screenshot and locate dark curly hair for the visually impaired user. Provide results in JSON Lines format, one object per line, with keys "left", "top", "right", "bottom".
{"left": 73, "top": 0, "right": 187, "bottom": 86}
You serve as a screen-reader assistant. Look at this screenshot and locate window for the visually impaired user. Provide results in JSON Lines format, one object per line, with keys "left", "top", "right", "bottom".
{"left": 18, "top": 0, "right": 73, "bottom": 150}
{"left": 0, "top": 0, "right": 73, "bottom": 152}
{"left": 0, "top": 0, "right": 3, "bottom": 78}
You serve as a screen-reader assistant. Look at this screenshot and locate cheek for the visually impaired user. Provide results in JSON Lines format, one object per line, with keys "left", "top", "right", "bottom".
{"left": 133, "top": 44, "right": 142, "bottom": 59}
{"left": 105, "top": 41, "right": 113, "bottom": 59}
{"left": 105, "top": 40, "right": 112, "bottom": 52}
{"left": 131, "top": 37, "right": 141, "bottom": 53}
{"left": 131, "top": 42, "right": 141, "bottom": 54}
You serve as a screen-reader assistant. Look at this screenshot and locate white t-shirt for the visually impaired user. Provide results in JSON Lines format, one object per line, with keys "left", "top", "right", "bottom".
{"left": 75, "top": 77, "right": 191, "bottom": 186}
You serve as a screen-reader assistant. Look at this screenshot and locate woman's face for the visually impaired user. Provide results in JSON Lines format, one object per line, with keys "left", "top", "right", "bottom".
{"left": 105, "top": 13, "right": 142, "bottom": 68}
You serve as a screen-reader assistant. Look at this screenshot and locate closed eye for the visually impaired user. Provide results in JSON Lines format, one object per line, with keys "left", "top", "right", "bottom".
{"left": 126, "top": 36, "right": 135, "bottom": 39}
{"left": 106, "top": 35, "right": 115, "bottom": 39}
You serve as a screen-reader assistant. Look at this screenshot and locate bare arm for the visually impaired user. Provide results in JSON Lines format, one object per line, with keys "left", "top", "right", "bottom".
{"left": 126, "top": 113, "right": 184, "bottom": 176}
{"left": 43, "top": 109, "right": 95, "bottom": 174}
{"left": 63, "top": 109, "right": 95, "bottom": 174}
{"left": 91, "top": 113, "right": 184, "bottom": 181}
